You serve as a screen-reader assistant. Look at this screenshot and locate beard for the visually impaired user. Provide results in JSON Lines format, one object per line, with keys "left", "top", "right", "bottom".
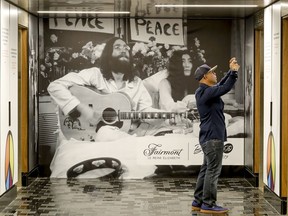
{"left": 110, "top": 54, "right": 131, "bottom": 75}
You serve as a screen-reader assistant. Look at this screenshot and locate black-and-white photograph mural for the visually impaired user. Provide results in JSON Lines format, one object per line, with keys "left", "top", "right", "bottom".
{"left": 38, "top": 13, "right": 246, "bottom": 179}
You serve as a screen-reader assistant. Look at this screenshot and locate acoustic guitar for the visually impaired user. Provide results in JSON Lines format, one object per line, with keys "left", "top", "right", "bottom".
{"left": 59, "top": 85, "right": 198, "bottom": 141}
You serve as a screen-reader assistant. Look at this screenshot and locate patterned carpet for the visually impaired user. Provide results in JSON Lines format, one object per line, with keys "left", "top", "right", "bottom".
{"left": 0, "top": 177, "right": 281, "bottom": 216}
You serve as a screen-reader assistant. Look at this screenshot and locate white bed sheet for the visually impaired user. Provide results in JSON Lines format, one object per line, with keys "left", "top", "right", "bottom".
{"left": 50, "top": 136, "right": 159, "bottom": 179}
{"left": 50, "top": 116, "right": 244, "bottom": 179}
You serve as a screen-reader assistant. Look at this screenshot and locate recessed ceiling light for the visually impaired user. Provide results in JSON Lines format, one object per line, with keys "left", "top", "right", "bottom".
{"left": 37, "top": 11, "right": 130, "bottom": 14}
{"left": 66, "top": 0, "right": 83, "bottom": 4}
{"left": 154, "top": 4, "right": 258, "bottom": 8}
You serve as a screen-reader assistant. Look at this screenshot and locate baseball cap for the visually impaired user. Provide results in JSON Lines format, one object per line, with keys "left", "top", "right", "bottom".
{"left": 194, "top": 64, "right": 218, "bottom": 81}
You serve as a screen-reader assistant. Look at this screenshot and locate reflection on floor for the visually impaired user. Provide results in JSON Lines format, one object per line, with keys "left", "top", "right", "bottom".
{"left": 1, "top": 177, "right": 281, "bottom": 216}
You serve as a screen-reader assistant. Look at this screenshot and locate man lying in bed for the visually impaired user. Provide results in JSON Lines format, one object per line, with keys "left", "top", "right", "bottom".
{"left": 47, "top": 37, "right": 193, "bottom": 143}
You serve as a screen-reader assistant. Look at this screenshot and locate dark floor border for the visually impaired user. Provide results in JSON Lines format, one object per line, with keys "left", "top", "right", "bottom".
{"left": 0, "top": 185, "right": 17, "bottom": 211}
{"left": 39, "top": 164, "right": 245, "bottom": 178}
{"left": 244, "top": 167, "right": 259, "bottom": 187}
{"left": 151, "top": 165, "right": 244, "bottom": 178}
{"left": 220, "top": 165, "right": 245, "bottom": 177}
{"left": 264, "top": 185, "right": 287, "bottom": 215}
{"left": 22, "top": 165, "right": 40, "bottom": 187}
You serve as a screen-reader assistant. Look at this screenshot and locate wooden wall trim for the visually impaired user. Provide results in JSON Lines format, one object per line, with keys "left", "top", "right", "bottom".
{"left": 281, "top": 18, "right": 288, "bottom": 197}
{"left": 20, "top": 29, "right": 28, "bottom": 172}
{"left": 254, "top": 30, "right": 261, "bottom": 173}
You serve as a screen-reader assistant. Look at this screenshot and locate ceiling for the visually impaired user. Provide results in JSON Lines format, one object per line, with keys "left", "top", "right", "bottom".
{"left": 8, "top": 0, "right": 280, "bottom": 18}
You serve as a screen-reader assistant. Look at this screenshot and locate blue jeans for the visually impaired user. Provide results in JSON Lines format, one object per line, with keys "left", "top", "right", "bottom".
{"left": 194, "top": 139, "right": 224, "bottom": 206}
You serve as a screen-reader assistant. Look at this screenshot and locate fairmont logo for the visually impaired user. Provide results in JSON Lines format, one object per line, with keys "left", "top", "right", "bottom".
{"left": 143, "top": 143, "right": 183, "bottom": 157}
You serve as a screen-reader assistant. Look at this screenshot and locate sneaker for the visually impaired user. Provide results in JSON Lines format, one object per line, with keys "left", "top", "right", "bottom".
{"left": 200, "top": 204, "right": 229, "bottom": 214}
{"left": 191, "top": 200, "right": 202, "bottom": 211}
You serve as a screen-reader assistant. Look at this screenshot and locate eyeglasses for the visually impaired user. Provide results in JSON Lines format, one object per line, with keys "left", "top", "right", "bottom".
{"left": 207, "top": 70, "right": 216, "bottom": 74}
{"left": 113, "top": 44, "right": 130, "bottom": 51}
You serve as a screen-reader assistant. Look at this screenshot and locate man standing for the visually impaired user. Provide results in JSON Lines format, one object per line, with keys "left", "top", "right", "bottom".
{"left": 191, "top": 58, "right": 240, "bottom": 214}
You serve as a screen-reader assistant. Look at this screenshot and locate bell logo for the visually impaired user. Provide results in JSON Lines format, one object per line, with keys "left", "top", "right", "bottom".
{"left": 223, "top": 143, "right": 233, "bottom": 154}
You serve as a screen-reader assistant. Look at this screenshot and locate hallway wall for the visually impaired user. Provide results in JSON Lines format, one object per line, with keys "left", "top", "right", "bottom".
{"left": 0, "top": 0, "right": 18, "bottom": 196}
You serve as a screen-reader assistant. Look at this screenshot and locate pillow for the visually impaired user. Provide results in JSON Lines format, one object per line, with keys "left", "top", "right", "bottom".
{"left": 143, "top": 70, "right": 168, "bottom": 108}
{"left": 143, "top": 69, "right": 168, "bottom": 94}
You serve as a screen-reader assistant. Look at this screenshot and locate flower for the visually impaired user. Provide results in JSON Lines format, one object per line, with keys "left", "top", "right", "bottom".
{"left": 43, "top": 46, "right": 72, "bottom": 80}
{"left": 132, "top": 37, "right": 206, "bottom": 79}
{"left": 190, "top": 37, "right": 206, "bottom": 63}
{"left": 132, "top": 39, "right": 170, "bottom": 78}
{"left": 44, "top": 47, "right": 72, "bottom": 68}
{"left": 43, "top": 34, "right": 206, "bottom": 81}
{"left": 50, "top": 34, "right": 58, "bottom": 43}
{"left": 72, "top": 41, "right": 106, "bottom": 65}
{"left": 44, "top": 38, "right": 107, "bottom": 77}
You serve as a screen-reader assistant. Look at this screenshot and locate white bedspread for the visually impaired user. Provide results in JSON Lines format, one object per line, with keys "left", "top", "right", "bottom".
{"left": 50, "top": 136, "right": 159, "bottom": 179}
{"left": 50, "top": 116, "right": 244, "bottom": 179}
